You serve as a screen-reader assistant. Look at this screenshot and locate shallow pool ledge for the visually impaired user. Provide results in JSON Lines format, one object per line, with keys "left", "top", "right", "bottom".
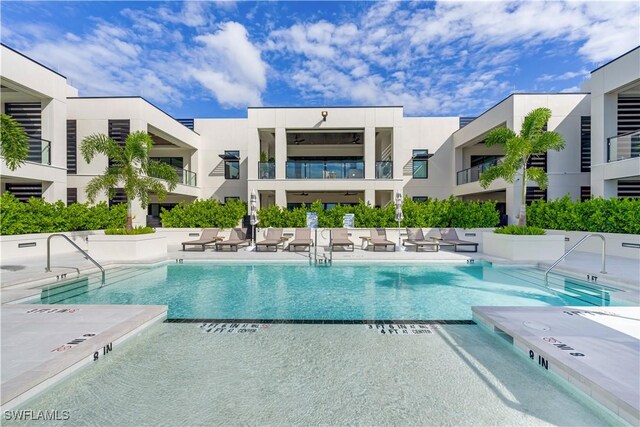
{"left": 472, "top": 305, "right": 640, "bottom": 426}
{"left": 0, "top": 304, "right": 167, "bottom": 410}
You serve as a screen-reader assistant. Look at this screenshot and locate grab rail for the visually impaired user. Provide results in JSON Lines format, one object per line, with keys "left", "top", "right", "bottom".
{"left": 544, "top": 234, "right": 606, "bottom": 283}
{"left": 46, "top": 234, "right": 106, "bottom": 285}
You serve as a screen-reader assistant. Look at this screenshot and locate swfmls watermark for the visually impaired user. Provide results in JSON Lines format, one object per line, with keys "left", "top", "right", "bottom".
{"left": 4, "top": 410, "right": 70, "bottom": 421}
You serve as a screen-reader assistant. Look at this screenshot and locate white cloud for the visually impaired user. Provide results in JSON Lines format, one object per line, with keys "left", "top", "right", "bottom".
{"left": 189, "top": 22, "right": 266, "bottom": 107}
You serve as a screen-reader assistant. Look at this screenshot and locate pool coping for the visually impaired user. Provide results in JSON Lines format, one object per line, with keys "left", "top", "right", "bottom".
{"left": 472, "top": 305, "right": 640, "bottom": 426}
{"left": 1, "top": 304, "right": 167, "bottom": 411}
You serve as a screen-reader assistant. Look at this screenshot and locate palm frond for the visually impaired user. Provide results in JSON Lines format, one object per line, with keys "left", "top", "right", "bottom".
{"left": 532, "top": 131, "right": 565, "bottom": 153}
{"left": 526, "top": 167, "right": 548, "bottom": 189}
{"left": 146, "top": 161, "right": 179, "bottom": 191}
{"left": 85, "top": 173, "right": 119, "bottom": 203}
{"left": 520, "top": 107, "right": 551, "bottom": 141}
{"left": 80, "top": 133, "right": 122, "bottom": 163}
{"left": 124, "top": 131, "right": 153, "bottom": 164}
{"left": 485, "top": 127, "right": 516, "bottom": 147}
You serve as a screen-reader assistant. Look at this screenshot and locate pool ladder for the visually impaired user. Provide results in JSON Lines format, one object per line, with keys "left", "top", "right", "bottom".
{"left": 544, "top": 233, "right": 606, "bottom": 284}
{"left": 46, "top": 234, "right": 106, "bottom": 286}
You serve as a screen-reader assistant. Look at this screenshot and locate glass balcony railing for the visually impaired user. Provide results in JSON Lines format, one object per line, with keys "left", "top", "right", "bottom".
{"left": 456, "top": 158, "right": 501, "bottom": 185}
{"left": 607, "top": 130, "right": 640, "bottom": 162}
{"left": 180, "top": 168, "right": 197, "bottom": 186}
{"left": 375, "top": 161, "right": 393, "bottom": 179}
{"left": 258, "top": 161, "right": 275, "bottom": 179}
{"left": 286, "top": 160, "right": 364, "bottom": 179}
{"left": 25, "top": 138, "right": 51, "bottom": 165}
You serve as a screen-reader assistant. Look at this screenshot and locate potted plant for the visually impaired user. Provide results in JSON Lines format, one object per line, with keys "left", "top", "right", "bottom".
{"left": 81, "top": 131, "right": 179, "bottom": 262}
{"left": 479, "top": 108, "right": 566, "bottom": 261}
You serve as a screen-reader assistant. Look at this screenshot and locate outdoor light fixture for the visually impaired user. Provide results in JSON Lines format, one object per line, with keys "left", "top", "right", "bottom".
{"left": 321, "top": 110, "right": 328, "bottom": 121}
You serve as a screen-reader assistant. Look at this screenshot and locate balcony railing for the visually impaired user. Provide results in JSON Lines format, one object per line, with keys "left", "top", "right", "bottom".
{"left": 25, "top": 138, "right": 51, "bottom": 165}
{"left": 456, "top": 158, "right": 500, "bottom": 185}
{"left": 607, "top": 130, "right": 640, "bottom": 162}
{"left": 258, "top": 161, "right": 275, "bottom": 179}
{"left": 375, "top": 161, "right": 393, "bottom": 179}
{"left": 180, "top": 168, "right": 197, "bottom": 186}
{"left": 286, "top": 160, "right": 364, "bottom": 179}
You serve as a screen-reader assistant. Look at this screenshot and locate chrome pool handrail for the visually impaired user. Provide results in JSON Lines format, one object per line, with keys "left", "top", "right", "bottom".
{"left": 544, "top": 233, "right": 606, "bottom": 283}
{"left": 46, "top": 234, "right": 105, "bottom": 285}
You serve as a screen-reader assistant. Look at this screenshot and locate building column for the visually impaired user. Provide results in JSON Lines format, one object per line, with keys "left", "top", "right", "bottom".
{"left": 364, "top": 188, "right": 375, "bottom": 206}
{"left": 364, "top": 127, "right": 375, "bottom": 179}
{"left": 275, "top": 128, "right": 286, "bottom": 180}
{"left": 275, "top": 188, "right": 286, "bottom": 207}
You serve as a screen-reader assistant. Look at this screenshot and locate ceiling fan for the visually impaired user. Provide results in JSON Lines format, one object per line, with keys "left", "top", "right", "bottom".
{"left": 292, "top": 134, "right": 305, "bottom": 144}
{"left": 344, "top": 192, "right": 357, "bottom": 196}
{"left": 294, "top": 192, "right": 309, "bottom": 196}
{"left": 350, "top": 133, "right": 361, "bottom": 144}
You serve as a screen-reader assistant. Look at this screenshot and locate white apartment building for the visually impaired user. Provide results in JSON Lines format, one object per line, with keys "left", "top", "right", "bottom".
{"left": 1, "top": 43, "right": 638, "bottom": 227}
{"left": 589, "top": 47, "right": 640, "bottom": 199}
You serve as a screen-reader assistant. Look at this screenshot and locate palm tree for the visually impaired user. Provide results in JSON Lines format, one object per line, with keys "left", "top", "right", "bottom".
{"left": 81, "top": 131, "right": 179, "bottom": 229}
{"left": 479, "top": 107, "right": 565, "bottom": 227}
{"left": 0, "top": 114, "right": 29, "bottom": 171}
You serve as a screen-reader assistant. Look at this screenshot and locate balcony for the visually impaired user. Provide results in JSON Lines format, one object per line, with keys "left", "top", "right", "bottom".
{"left": 26, "top": 138, "right": 51, "bottom": 165}
{"left": 180, "top": 168, "right": 197, "bottom": 186}
{"left": 607, "top": 130, "right": 640, "bottom": 162}
{"left": 456, "top": 158, "right": 500, "bottom": 185}
{"left": 258, "top": 161, "right": 275, "bottom": 179}
{"left": 375, "top": 161, "right": 393, "bottom": 179}
{"left": 286, "top": 160, "right": 364, "bottom": 179}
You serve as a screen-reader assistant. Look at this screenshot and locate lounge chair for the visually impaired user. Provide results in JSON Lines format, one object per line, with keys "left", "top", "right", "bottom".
{"left": 215, "top": 228, "right": 250, "bottom": 252}
{"left": 330, "top": 229, "right": 354, "bottom": 252}
{"left": 437, "top": 228, "right": 478, "bottom": 252}
{"left": 368, "top": 228, "right": 396, "bottom": 252}
{"left": 403, "top": 228, "right": 439, "bottom": 252}
{"left": 255, "top": 228, "right": 284, "bottom": 252}
{"left": 287, "top": 228, "right": 313, "bottom": 252}
{"left": 181, "top": 228, "right": 220, "bottom": 251}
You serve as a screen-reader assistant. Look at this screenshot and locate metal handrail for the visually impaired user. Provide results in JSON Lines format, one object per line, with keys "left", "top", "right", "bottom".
{"left": 544, "top": 233, "right": 606, "bottom": 283}
{"left": 46, "top": 234, "right": 105, "bottom": 285}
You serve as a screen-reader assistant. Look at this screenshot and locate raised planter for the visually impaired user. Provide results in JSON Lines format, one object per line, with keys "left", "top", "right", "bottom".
{"left": 88, "top": 234, "right": 167, "bottom": 263}
{"left": 483, "top": 232, "right": 565, "bottom": 262}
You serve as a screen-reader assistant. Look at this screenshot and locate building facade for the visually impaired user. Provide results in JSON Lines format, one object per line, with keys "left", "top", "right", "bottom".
{"left": 2, "top": 43, "right": 639, "bottom": 226}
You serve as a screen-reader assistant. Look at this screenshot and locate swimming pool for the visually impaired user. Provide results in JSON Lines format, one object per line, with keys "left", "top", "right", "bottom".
{"left": 40, "top": 262, "right": 623, "bottom": 320}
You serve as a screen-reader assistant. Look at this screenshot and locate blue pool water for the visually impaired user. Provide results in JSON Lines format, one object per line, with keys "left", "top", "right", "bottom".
{"left": 41, "top": 262, "right": 620, "bottom": 320}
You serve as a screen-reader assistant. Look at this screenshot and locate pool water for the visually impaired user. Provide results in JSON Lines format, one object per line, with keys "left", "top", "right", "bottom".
{"left": 41, "top": 262, "right": 621, "bottom": 320}
{"left": 4, "top": 323, "right": 618, "bottom": 426}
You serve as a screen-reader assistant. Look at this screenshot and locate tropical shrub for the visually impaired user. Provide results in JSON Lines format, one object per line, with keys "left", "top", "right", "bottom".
{"left": 256, "top": 197, "right": 500, "bottom": 228}
{"left": 528, "top": 196, "right": 640, "bottom": 234}
{"left": 0, "top": 192, "right": 126, "bottom": 235}
{"left": 159, "top": 198, "right": 247, "bottom": 228}
{"left": 494, "top": 225, "right": 545, "bottom": 235}
{"left": 104, "top": 226, "right": 155, "bottom": 235}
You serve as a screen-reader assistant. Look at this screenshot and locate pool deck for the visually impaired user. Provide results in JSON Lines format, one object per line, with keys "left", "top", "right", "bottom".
{"left": 473, "top": 305, "right": 640, "bottom": 425}
{"left": 0, "top": 304, "right": 167, "bottom": 410}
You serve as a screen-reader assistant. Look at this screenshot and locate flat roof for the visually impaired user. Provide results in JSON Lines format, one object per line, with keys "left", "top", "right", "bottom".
{"left": 452, "top": 92, "right": 590, "bottom": 134}
{"left": 591, "top": 46, "right": 640, "bottom": 74}
{"left": 1, "top": 43, "right": 67, "bottom": 79}
{"left": 67, "top": 96, "right": 199, "bottom": 135}
{"left": 247, "top": 105, "right": 403, "bottom": 109}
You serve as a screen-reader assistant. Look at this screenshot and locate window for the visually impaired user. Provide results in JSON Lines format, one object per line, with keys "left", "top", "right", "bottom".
{"left": 581, "top": 116, "right": 591, "bottom": 172}
{"left": 67, "top": 188, "right": 77, "bottom": 205}
{"left": 67, "top": 120, "right": 77, "bottom": 174}
{"left": 412, "top": 149, "right": 430, "bottom": 179}
{"left": 224, "top": 150, "right": 240, "bottom": 179}
{"left": 412, "top": 196, "right": 428, "bottom": 202}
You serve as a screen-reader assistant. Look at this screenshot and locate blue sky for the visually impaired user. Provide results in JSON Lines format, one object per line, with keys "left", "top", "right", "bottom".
{"left": 2, "top": 1, "right": 639, "bottom": 119}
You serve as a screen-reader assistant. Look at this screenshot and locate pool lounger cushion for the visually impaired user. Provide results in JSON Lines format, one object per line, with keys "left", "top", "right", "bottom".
{"left": 369, "top": 228, "right": 396, "bottom": 252}
{"left": 255, "top": 228, "right": 284, "bottom": 252}
{"left": 182, "top": 228, "right": 220, "bottom": 251}
{"left": 330, "top": 229, "right": 354, "bottom": 252}
{"left": 403, "top": 228, "right": 439, "bottom": 252}
{"left": 215, "top": 228, "right": 250, "bottom": 252}
{"left": 438, "top": 228, "right": 478, "bottom": 252}
{"left": 288, "top": 228, "right": 313, "bottom": 252}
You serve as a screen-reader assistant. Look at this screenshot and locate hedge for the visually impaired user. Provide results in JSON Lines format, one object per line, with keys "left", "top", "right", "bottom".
{"left": 160, "top": 198, "right": 247, "bottom": 228}
{"left": 527, "top": 196, "right": 640, "bottom": 234}
{"left": 0, "top": 192, "right": 126, "bottom": 235}
{"left": 256, "top": 197, "right": 500, "bottom": 228}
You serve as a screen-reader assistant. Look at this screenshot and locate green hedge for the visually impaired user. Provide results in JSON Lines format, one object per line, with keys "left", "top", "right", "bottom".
{"left": 494, "top": 225, "right": 545, "bottom": 235}
{"left": 257, "top": 197, "right": 500, "bottom": 228}
{"left": 160, "top": 198, "right": 247, "bottom": 228}
{"left": 0, "top": 192, "right": 126, "bottom": 235}
{"left": 528, "top": 196, "right": 640, "bottom": 234}
{"left": 104, "top": 226, "right": 155, "bottom": 235}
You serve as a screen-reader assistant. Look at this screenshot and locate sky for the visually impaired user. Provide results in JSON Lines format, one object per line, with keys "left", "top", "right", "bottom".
{"left": 2, "top": 1, "right": 639, "bottom": 119}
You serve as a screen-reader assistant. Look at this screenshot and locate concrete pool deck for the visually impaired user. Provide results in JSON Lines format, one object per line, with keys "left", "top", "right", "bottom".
{"left": 0, "top": 304, "right": 167, "bottom": 410}
{"left": 473, "top": 305, "right": 640, "bottom": 425}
